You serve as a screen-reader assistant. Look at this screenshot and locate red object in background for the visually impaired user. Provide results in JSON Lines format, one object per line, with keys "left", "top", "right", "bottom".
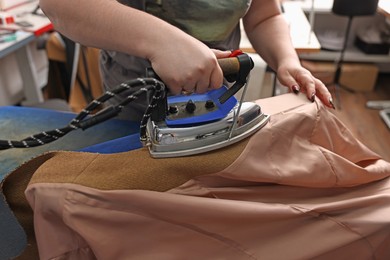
{"left": 0, "top": 13, "right": 15, "bottom": 25}
{"left": 33, "top": 23, "right": 53, "bottom": 36}
{"left": 5, "top": 16, "right": 14, "bottom": 24}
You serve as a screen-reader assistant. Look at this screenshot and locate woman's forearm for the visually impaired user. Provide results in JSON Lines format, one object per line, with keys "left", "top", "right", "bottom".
{"left": 243, "top": 0, "right": 300, "bottom": 71}
{"left": 39, "top": 0, "right": 229, "bottom": 94}
{"left": 243, "top": 0, "right": 333, "bottom": 108}
{"left": 244, "top": 14, "right": 300, "bottom": 71}
{"left": 39, "top": 0, "right": 186, "bottom": 60}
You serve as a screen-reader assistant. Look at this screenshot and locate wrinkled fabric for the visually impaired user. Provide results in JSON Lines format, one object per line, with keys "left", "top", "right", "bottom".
{"left": 26, "top": 181, "right": 390, "bottom": 260}
{"left": 13, "top": 93, "right": 390, "bottom": 259}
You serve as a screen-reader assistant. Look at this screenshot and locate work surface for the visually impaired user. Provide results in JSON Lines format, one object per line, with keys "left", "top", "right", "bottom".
{"left": 3, "top": 93, "right": 390, "bottom": 260}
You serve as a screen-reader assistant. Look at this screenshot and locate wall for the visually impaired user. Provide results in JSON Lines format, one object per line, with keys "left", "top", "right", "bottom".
{"left": 0, "top": 0, "right": 31, "bottom": 10}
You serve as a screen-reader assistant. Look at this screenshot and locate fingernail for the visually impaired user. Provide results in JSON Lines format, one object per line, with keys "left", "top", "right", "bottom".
{"left": 310, "top": 92, "right": 316, "bottom": 103}
{"left": 329, "top": 97, "right": 336, "bottom": 109}
{"left": 292, "top": 85, "right": 300, "bottom": 94}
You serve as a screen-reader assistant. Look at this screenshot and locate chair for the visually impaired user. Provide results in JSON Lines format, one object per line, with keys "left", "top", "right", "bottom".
{"left": 42, "top": 32, "right": 103, "bottom": 112}
{"left": 24, "top": 33, "right": 101, "bottom": 112}
{"left": 331, "top": 0, "right": 379, "bottom": 109}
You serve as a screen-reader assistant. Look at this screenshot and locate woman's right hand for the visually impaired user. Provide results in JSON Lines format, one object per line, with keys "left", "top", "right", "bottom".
{"left": 147, "top": 29, "right": 231, "bottom": 95}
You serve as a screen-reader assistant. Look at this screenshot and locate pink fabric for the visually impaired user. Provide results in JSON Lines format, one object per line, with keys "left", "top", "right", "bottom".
{"left": 25, "top": 94, "right": 390, "bottom": 259}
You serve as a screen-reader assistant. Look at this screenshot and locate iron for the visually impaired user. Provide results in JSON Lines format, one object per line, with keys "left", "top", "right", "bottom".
{"left": 144, "top": 52, "right": 270, "bottom": 158}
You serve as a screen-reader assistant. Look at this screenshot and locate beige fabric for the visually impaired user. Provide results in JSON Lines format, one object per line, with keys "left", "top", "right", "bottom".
{"left": 5, "top": 93, "right": 390, "bottom": 259}
{"left": 27, "top": 180, "right": 390, "bottom": 260}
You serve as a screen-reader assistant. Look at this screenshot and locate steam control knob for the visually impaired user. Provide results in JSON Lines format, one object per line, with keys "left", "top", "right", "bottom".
{"left": 205, "top": 100, "right": 215, "bottom": 109}
{"left": 185, "top": 99, "right": 196, "bottom": 113}
{"left": 168, "top": 105, "right": 178, "bottom": 114}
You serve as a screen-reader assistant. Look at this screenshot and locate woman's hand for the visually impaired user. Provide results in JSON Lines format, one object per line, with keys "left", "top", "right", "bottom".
{"left": 147, "top": 27, "right": 231, "bottom": 95}
{"left": 242, "top": 0, "right": 335, "bottom": 109}
{"left": 276, "top": 60, "right": 336, "bottom": 109}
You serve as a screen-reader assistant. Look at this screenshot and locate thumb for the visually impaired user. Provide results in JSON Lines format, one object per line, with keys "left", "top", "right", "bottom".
{"left": 211, "top": 49, "right": 232, "bottom": 59}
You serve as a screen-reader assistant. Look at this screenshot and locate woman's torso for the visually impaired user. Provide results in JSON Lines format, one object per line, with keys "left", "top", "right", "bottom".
{"left": 101, "top": 0, "right": 251, "bottom": 121}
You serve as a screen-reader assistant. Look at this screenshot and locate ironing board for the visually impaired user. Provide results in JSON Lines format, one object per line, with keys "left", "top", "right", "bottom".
{"left": 0, "top": 105, "right": 140, "bottom": 259}
{"left": 2, "top": 94, "right": 390, "bottom": 259}
{"left": 0, "top": 105, "right": 141, "bottom": 179}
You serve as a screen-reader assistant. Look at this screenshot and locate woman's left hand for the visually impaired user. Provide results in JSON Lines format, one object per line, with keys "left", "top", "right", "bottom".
{"left": 276, "top": 61, "right": 336, "bottom": 109}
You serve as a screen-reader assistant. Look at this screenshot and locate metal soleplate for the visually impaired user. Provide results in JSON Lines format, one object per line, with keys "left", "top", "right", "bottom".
{"left": 147, "top": 102, "right": 270, "bottom": 158}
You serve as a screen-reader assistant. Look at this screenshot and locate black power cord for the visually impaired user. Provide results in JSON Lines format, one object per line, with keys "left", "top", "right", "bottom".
{"left": 0, "top": 78, "right": 165, "bottom": 150}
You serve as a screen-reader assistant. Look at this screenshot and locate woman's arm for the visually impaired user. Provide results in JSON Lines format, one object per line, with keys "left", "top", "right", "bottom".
{"left": 39, "top": 0, "right": 230, "bottom": 94}
{"left": 243, "top": 0, "right": 334, "bottom": 108}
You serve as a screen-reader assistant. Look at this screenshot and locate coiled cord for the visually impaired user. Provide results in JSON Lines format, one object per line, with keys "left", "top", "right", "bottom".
{"left": 0, "top": 78, "right": 165, "bottom": 150}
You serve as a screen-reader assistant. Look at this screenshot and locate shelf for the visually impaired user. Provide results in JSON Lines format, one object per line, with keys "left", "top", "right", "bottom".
{"left": 293, "top": 0, "right": 332, "bottom": 14}
{"left": 291, "top": 0, "right": 390, "bottom": 64}
{"left": 299, "top": 45, "right": 390, "bottom": 63}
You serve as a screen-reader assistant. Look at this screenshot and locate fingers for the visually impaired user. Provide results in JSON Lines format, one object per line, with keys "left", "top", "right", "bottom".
{"left": 181, "top": 71, "right": 210, "bottom": 94}
{"left": 211, "top": 49, "right": 232, "bottom": 59}
{"left": 167, "top": 60, "right": 223, "bottom": 95}
{"left": 180, "top": 53, "right": 226, "bottom": 94}
{"left": 279, "top": 69, "right": 335, "bottom": 109}
{"left": 153, "top": 49, "right": 229, "bottom": 95}
{"left": 313, "top": 78, "right": 336, "bottom": 109}
{"left": 208, "top": 64, "right": 224, "bottom": 91}
{"left": 291, "top": 70, "right": 316, "bottom": 102}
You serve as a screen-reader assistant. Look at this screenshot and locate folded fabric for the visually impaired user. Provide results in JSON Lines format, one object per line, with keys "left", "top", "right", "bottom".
{"left": 3, "top": 93, "right": 390, "bottom": 259}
